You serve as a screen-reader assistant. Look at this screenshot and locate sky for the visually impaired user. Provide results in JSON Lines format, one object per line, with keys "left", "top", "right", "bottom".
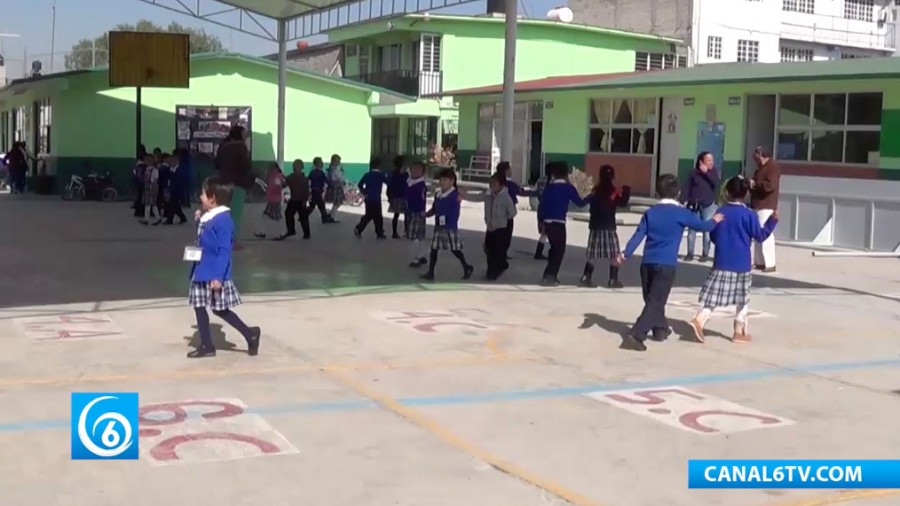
{"left": 0, "top": 0, "right": 565, "bottom": 78}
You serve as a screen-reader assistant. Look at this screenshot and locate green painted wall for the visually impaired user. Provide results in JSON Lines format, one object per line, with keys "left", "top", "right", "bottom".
{"left": 3, "top": 56, "right": 380, "bottom": 193}
{"left": 457, "top": 77, "right": 900, "bottom": 180}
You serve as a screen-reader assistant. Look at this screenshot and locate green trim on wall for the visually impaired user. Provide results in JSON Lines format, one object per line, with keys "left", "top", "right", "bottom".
{"left": 880, "top": 110, "right": 900, "bottom": 159}
{"left": 877, "top": 168, "right": 900, "bottom": 181}
{"left": 879, "top": 156, "right": 900, "bottom": 170}
{"left": 677, "top": 159, "right": 743, "bottom": 185}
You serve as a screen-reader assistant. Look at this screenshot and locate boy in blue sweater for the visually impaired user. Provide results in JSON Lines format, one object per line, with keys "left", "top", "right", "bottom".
{"left": 690, "top": 176, "right": 778, "bottom": 344}
{"left": 422, "top": 168, "right": 473, "bottom": 281}
{"left": 354, "top": 156, "right": 388, "bottom": 239}
{"left": 615, "top": 173, "right": 724, "bottom": 352}
{"left": 536, "top": 161, "right": 590, "bottom": 287}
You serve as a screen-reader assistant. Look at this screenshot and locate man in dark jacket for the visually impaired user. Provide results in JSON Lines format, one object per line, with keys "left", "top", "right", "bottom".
{"left": 750, "top": 146, "right": 781, "bottom": 272}
{"left": 214, "top": 125, "right": 253, "bottom": 241}
{"left": 279, "top": 159, "right": 311, "bottom": 240}
{"left": 682, "top": 151, "right": 721, "bottom": 262}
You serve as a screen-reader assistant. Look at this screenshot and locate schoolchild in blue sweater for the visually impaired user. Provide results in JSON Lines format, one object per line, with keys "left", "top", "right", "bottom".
{"left": 536, "top": 161, "right": 590, "bottom": 287}
{"left": 689, "top": 176, "right": 778, "bottom": 344}
{"left": 422, "top": 168, "right": 473, "bottom": 281}
{"left": 354, "top": 156, "right": 388, "bottom": 239}
{"left": 405, "top": 160, "right": 429, "bottom": 267}
{"left": 579, "top": 165, "right": 631, "bottom": 289}
{"left": 496, "top": 161, "right": 521, "bottom": 259}
{"left": 308, "top": 157, "right": 332, "bottom": 224}
{"left": 615, "top": 173, "right": 724, "bottom": 352}
{"left": 186, "top": 176, "right": 261, "bottom": 359}
{"left": 387, "top": 155, "right": 410, "bottom": 239}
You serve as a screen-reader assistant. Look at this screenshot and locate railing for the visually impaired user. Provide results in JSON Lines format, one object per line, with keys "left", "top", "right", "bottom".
{"left": 780, "top": 11, "right": 896, "bottom": 50}
{"left": 775, "top": 191, "right": 900, "bottom": 251}
{"left": 346, "top": 69, "right": 442, "bottom": 97}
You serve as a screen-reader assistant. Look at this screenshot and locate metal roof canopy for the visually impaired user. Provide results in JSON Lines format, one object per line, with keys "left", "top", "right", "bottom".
{"left": 137, "top": 0, "right": 519, "bottom": 171}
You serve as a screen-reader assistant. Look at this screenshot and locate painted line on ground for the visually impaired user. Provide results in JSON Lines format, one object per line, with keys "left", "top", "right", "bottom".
{"left": 2, "top": 356, "right": 899, "bottom": 435}
{"left": 766, "top": 489, "right": 900, "bottom": 506}
{"left": 328, "top": 370, "right": 603, "bottom": 506}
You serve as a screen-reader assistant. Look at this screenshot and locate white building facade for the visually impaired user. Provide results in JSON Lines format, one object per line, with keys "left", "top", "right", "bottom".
{"left": 570, "top": 0, "right": 898, "bottom": 66}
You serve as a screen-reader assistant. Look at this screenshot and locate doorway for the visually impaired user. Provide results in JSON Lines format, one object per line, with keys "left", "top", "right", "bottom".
{"left": 528, "top": 120, "right": 543, "bottom": 184}
{"left": 656, "top": 97, "right": 682, "bottom": 185}
{"left": 744, "top": 95, "right": 776, "bottom": 175}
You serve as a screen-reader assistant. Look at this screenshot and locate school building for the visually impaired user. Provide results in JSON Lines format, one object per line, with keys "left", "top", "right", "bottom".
{"left": 0, "top": 52, "right": 416, "bottom": 192}
{"left": 448, "top": 57, "right": 900, "bottom": 251}
{"left": 316, "top": 12, "right": 685, "bottom": 164}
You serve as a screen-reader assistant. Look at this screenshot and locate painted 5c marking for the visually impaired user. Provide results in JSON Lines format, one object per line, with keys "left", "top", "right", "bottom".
{"left": 605, "top": 388, "right": 705, "bottom": 405}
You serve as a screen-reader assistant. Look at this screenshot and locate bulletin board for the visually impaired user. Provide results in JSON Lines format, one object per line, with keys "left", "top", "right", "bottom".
{"left": 174, "top": 105, "right": 252, "bottom": 162}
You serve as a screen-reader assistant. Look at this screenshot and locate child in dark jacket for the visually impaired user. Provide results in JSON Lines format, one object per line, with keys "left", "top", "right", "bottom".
{"left": 405, "top": 161, "right": 429, "bottom": 267}
{"left": 308, "top": 157, "right": 331, "bottom": 224}
{"left": 579, "top": 165, "right": 631, "bottom": 289}
{"left": 187, "top": 176, "right": 261, "bottom": 359}
{"left": 387, "top": 155, "right": 409, "bottom": 239}
{"left": 422, "top": 168, "right": 473, "bottom": 281}
{"left": 615, "top": 174, "right": 724, "bottom": 352}
{"left": 354, "top": 156, "right": 388, "bottom": 239}
{"left": 689, "top": 176, "right": 778, "bottom": 344}
{"left": 536, "top": 161, "right": 590, "bottom": 287}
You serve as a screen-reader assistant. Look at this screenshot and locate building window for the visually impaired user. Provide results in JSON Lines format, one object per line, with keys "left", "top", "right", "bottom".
{"left": 36, "top": 98, "right": 52, "bottom": 155}
{"left": 707, "top": 36, "right": 722, "bottom": 59}
{"left": 372, "top": 118, "right": 400, "bottom": 157}
{"left": 780, "top": 46, "right": 814, "bottom": 62}
{"left": 13, "top": 106, "right": 27, "bottom": 143}
{"left": 0, "top": 111, "right": 8, "bottom": 153}
{"left": 737, "top": 40, "right": 760, "bottom": 62}
{"left": 841, "top": 51, "right": 872, "bottom": 59}
{"left": 418, "top": 34, "right": 441, "bottom": 73}
{"left": 844, "top": 0, "right": 874, "bottom": 21}
{"left": 776, "top": 92, "right": 882, "bottom": 164}
{"left": 634, "top": 51, "right": 687, "bottom": 71}
{"left": 588, "top": 98, "right": 656, "bottom": 155}
{"left": 407, "top": 117, "right": 438, "bottom": 159}
{"left": 783, "top": 0, "right": 815, "bottom": 13}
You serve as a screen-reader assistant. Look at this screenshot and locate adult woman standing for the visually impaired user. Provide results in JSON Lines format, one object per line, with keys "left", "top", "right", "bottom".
{"left": 215, "top": 125, "right": 253, "bottom": 243}
{"left": 681, "top": 151, "right": 721, "bottom": 262}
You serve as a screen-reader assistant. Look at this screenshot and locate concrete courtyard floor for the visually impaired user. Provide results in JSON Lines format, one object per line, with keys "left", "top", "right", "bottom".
{"left": 1, "top": 194, "right": 899, "bottom": 506}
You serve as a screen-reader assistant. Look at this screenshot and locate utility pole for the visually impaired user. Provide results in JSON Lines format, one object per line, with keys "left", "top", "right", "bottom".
{"left": 91, "top": 39, "right": 96, "bottom": 67}
{"left": 50, "top": 3, "right": 57, "bottom": 72}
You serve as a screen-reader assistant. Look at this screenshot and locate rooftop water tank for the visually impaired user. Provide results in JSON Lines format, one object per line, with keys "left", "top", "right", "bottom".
{"left": 546, "top": 6, "right": 574, "bottom": 23}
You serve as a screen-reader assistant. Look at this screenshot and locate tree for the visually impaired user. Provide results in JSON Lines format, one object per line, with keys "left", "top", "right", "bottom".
{"left": 64, "top": 20, "right": 224, "bottom": 71}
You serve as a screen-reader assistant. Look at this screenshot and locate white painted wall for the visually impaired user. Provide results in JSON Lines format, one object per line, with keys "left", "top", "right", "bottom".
{"left": 692, "top": 0, "right": 896, "bottom": 65}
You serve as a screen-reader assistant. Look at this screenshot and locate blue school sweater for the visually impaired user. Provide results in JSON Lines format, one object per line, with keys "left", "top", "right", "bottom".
{"left": 505, "top": 180, "right": 520, "bottom": 205}
{"left": 623, "top": 199, "right": 719, "bottom": 266}
{"left": 309, "top": 168, "right": 327, "bottom": 190}
{"left": 358, "top": 169, "right": 387, "bottom": 202}
{"left": 406, "top": 178, "right": 427, "bottom": 213}
{"left": 431, "top": 188, "right": 461, "bottom": 230}
{"left": 537, "top": 180, "right": 589, "bottom": 222}
{"left": 190, "top": 207, "right": 235, "bottom": 283}
{"left": 711, "top": 203, "right": 778, "bottom": 273}
{"left": 387, "top": 171, "right": 409, "bottom": 200}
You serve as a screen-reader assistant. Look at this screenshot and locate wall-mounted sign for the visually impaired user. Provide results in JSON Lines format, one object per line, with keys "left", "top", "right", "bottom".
{"left": 684, "top": 97, "right": 696, "bottom": 106}
{"left": 728, "top": 96, "right": 742, "bottom": 106}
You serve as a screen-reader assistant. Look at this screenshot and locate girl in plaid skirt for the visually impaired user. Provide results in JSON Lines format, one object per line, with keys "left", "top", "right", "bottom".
{"left": 387, "top": 155, "right": 410, "bottom": 239}
{"left": 579, "top": 165, "right": 631, "bottom": 288}
{"left": 187, "top": 176, "right": 261, "bottom": 359}
{"left": 405, "top": 161, "right": 429, "bottom": 267}
{"left": 421, "top": 168, "right": 474, "bottom": 281}
{"left": 689, "top": 176, "right": 779, "bottom": 344}
{"left": 254, "top": 163, "right": 285, "bottom": 239}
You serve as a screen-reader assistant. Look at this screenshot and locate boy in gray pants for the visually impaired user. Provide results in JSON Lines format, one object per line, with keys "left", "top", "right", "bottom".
{"left": 483, "top": 173, "right": 518, "bottom": 280}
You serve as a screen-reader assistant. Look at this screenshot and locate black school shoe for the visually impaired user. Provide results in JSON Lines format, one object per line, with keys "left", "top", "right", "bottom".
{"left": 462, "top": 265, "right": 474, "bottom": 280}
{"left": 620, "top": 333, "right": 647, "bottom": 352}
{"left": 421, "top": 272, "right": 435, "bottom": 281}
{"left": 540, "top": 276, "right": 560, "bottom": 287}
{"left": 247, "top": 327, "right": 262, "bottom": 356}
{"left": 649, "top": 327, "right": 673, "bottom": 342}
{"left": 186, "top": 347, "right": 217, "bottom": 359}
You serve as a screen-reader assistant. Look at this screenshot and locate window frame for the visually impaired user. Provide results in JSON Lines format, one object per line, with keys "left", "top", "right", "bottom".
{"left": 737, "top": 39, "right": 760, "bottom": 62}
{"left": 36, "top": 98, "right": 52, "bottom": 155}
{"left": 0, "top": 111, "right": 8, "bottom": 153}
{"left": 780, "top": 45, "right": 814, "bottom": 62}
{"left": 783, "top": 0, "right": 815, "bottom": 13}
{"left": 707, "top": 36, "right": 722, "bottom": 60}
{"left": 843, "top": 0, "right": 874, "bottom": 22}
{"left": 774, "top": 92, "right": 882, "bottom": 165}
{"left": 587, "top": 97, "right": 658, "bottom": 156}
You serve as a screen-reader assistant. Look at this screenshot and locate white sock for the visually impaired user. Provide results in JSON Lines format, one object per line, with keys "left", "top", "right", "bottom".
{"left": 735, "top": 304, "right": 749, "bottom": 331}
{"left": 411, "top": 239, "right": 421, "bottom": 260}
{"left": 539, "top": 234, "right": 548, "bottom": 244}
{"left": 694, "top": 307, "right": 714, "bottom": 325}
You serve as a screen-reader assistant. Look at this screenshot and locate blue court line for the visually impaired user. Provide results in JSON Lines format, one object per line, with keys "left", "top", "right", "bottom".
{"left": 2, "top": 357, "right": 898, "bottom": 434}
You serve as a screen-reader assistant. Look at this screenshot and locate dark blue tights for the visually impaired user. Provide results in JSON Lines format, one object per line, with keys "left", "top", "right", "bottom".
{"left": 194, "top": 307, "right": 253, "bottom": 350}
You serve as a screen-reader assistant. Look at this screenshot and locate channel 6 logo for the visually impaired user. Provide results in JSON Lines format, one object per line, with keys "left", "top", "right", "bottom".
{"left": 70, "top": 393, "right": 139, "bottom": 460}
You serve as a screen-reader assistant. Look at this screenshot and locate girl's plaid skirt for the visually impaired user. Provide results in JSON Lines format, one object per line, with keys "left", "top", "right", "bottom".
{"left": 586, "top": 229, "right": 620, "bottom": 260}
{"left": 407, "top": 211, "right": 427, "bottom": 240}
{"left": 328, "top": 184, "right": 345, "bottom": 206}
{"left": 263, "top": 202, "right": 283, "bottom": 220}
{"left": 431, "top": 225, "right": 463, "bottom": 251}
{"left": 388, "top": 198, "right": 408, "bottom": 214}
{"left": 188, "top": 280, "right": 243, "bottom": 311}
{"left": 698, "top": 269, "right": 752, "bottom": 308}
{"left": 143, "top": 186, "right": 159, "bottom": 206}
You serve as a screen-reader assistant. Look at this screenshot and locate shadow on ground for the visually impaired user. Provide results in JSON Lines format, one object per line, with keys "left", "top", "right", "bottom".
{"left": 0, "top": 194, "right": 845, "bottom": 309}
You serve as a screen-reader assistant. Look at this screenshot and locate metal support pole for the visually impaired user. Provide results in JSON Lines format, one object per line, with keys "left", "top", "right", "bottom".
{"left": 276, "top": 20, "right": 287, "bottom": 170}
{"left": 499, "top": 0, "right": 517, "bottom": 166}
{"left": 135, "top": 87, "right": 142, "bottom": 158}
{"left": 50, "top": 5, "right": 57, "bottom": 73}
